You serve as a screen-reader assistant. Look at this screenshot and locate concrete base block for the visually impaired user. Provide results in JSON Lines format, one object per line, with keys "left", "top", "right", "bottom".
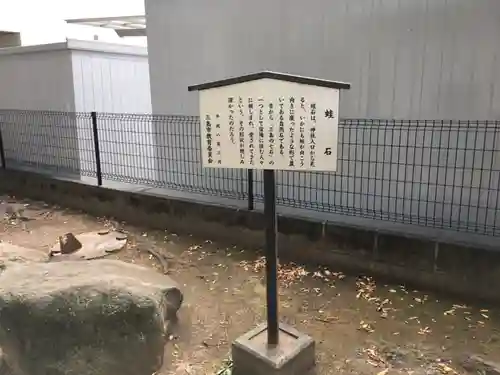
{"left": 232, "top": 322, "right": 315, "bottom": 375}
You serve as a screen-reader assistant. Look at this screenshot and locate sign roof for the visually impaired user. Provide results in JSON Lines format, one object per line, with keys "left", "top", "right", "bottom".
{"left": 188, "top": 71, "right": 351, "bottom": 92}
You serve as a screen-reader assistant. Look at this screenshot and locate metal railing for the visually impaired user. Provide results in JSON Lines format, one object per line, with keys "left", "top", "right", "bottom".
{"left": 1, "top": 109, "right": 499, "bottom": 237}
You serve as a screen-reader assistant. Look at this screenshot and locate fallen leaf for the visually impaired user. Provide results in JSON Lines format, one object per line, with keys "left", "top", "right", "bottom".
{"left": 377, "top": 368, "right": 390, "bottom": 375}
{"left": 238, "top": 257, "right": 308, "bottom": 287}
{"left": 359, "top": 321, "right": 375, "bottom": 333}
{"left": 314, "top": 315, "right": 339, "bottom": 324}
{"left": 436, "top": 362, "right": 459, "bottom": 375}
{"left": 363, "top": 346, "right": 388, "bottom": 367}
{"left": 418, "top": 326, "right": 431, "bottom": 335}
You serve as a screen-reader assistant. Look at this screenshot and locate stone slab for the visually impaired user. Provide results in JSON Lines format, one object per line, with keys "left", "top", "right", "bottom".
{"left": 49, "top": 230, "right": 127, "bottom": 261}
{"left": 232, "top": 322, "right": 315, "bottom": 375}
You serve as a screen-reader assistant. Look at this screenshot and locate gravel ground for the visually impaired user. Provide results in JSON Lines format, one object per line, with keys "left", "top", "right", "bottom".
{"left": 1, "top": 196, "right": 500, "bottom": 375}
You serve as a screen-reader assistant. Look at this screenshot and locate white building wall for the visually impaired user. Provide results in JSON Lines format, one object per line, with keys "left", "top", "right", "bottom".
{"left": 144, "top": 0, "right": 500, "bottom": 234}
{"left": 146, "top": 0, "right": 500, "bottom": 120}
{"left": 69, "top": 41, "right": 156, "bottom": 183}
{"left": 0, "top": 40, "right": 156, "bottom": 184}
{"left": 70, "top": 42, "right": 151, "bottom": 113}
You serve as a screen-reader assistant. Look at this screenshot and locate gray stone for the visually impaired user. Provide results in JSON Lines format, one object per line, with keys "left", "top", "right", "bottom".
{"left": 58, "top": 232, "right": 82, "bottom": 254}
{"left": 0, "top": 259, "right": 183, "bottom": 375}
{"left": 0, "top": 243, "right": 49, "bottom": 271}
{"left": 49, "top": 230, "right": 127, "bottom": 260}
{"left": 232, "top": 323, "right": 315, "bottom": 375}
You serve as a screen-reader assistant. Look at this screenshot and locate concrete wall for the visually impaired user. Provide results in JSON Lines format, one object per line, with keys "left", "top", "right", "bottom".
{"left": 69, "top": 42, "right": 156, "bottom": 183}
{"left": 144, "top": 0, "right": 500, "bottom": 236}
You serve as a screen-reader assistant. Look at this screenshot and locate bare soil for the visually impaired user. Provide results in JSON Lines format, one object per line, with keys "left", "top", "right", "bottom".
{"left": 1, "top": 196, "right": 500, "bottom": 375}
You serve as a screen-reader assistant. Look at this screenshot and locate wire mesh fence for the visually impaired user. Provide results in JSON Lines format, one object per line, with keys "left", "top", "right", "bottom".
{"left": 1, "top": 109, "right": 499, "bottom": 237}
{"left": 0, "top": 110, "right": 96, "bottom": 178}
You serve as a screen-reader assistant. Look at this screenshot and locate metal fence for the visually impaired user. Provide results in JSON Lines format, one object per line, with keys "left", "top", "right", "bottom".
{"left": 1, "top": 109, "right": 499, "bottom": 238}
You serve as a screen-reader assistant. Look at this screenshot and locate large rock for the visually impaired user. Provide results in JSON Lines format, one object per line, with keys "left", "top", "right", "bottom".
{"left": 0, "top": 242, "right": 48, "bottom": 270}
{"left": 0, "top": 259, "right": 183, "bottom": 375}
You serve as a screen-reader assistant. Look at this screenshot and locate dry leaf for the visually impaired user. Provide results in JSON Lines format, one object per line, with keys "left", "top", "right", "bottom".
{"left": 436, "top": 362, "right": 459, "bottom": 375}
{"left": 238, "top": 257, "right": 308, "bottom": 287}
{"left": 363, "top": 346, "right": 388, "bottom": 367}
{"left": 418, "top": 326, "right": 431, "bottom": 335}
{"left": 359, "top": 321, "right": 375, "bottom": 333}
{"left": 377, "top": 368, "right": 390, "bottom": 375}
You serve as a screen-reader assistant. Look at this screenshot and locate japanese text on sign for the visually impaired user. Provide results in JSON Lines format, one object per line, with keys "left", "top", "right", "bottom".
{"left": 198, "top": 80, "right": 340, "bottom": 171}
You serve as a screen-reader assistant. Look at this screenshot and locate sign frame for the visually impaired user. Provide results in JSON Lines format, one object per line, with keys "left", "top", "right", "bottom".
{"left": 189, "top": 71, "right": 350, "bottom": 172}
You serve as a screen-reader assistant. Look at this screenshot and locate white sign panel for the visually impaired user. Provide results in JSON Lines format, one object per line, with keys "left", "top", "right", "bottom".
{"left": 198, "top": 78, "right": 340, "bottom": 172}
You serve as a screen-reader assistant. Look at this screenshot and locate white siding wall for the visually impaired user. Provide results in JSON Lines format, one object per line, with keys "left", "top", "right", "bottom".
{"left": 71, "top": 49, "right": 151, "bottom": 113}
{"left": 70, "top": 48, "right": 156, "bottom": 183}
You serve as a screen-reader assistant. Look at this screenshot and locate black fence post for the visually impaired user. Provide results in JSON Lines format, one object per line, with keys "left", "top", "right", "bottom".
{"left": 247, "top": 169, "right": 254, "bottom": 210}
{"left": 91, "top": 111, "right": 103, "bottom": 186}
{"left": 0, "top": 126, "right": 5, "bottom": 170}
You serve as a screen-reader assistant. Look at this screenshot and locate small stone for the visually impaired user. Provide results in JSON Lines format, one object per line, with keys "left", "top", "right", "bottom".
{"left": 59, "top": 233, "right": 82, "bottom": 254}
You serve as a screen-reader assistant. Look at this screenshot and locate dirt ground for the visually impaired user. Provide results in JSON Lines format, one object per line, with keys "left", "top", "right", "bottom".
{"left": 1, "top": 196, "right": 500, "bottom": 375}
